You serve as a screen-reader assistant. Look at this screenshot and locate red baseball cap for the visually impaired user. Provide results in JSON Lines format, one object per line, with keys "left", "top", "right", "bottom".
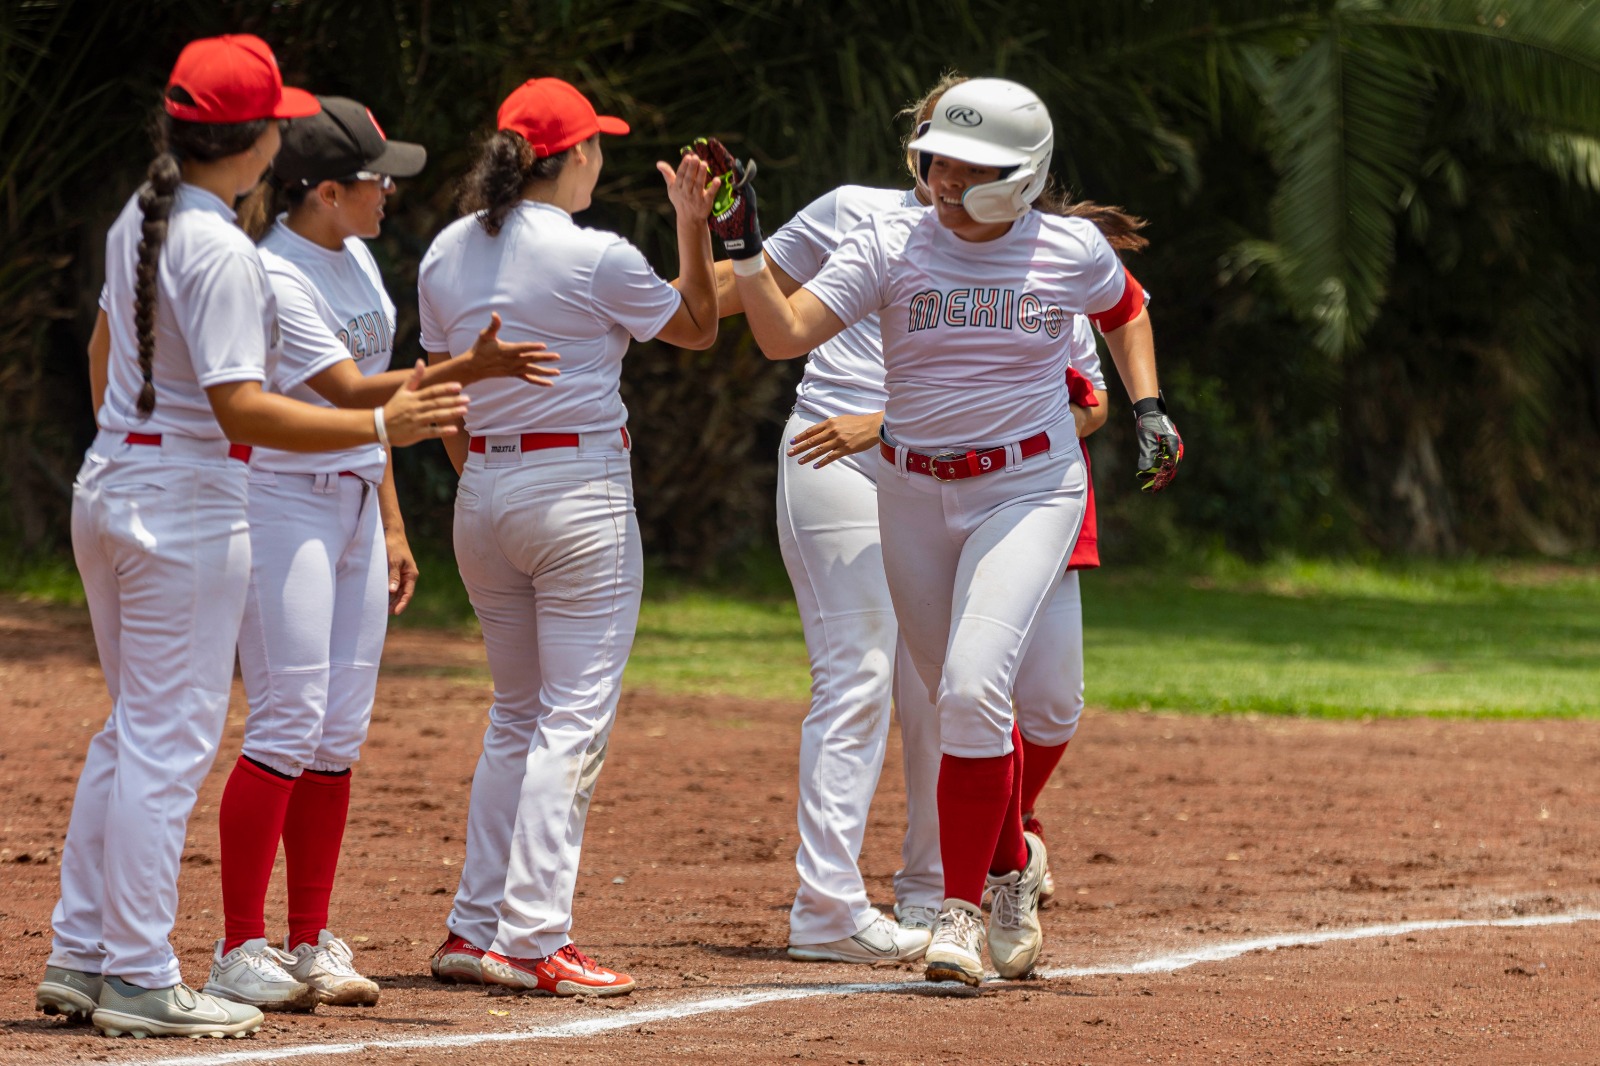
{"left": 496, "top": 78, "right": 629, "bottom": 158}
{"left": 165, "top": 34, "right": 321, "bottom": 124}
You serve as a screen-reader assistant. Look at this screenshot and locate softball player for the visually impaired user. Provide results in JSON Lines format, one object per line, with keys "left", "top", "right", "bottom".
{"left": 709, "top": 77, "right": 1140, "bottom": 961}
{"left": 717, "top": 76, "right": 1179, "bottom": 985}
{"left": 420, "top": 77, "right": 719, "bottom": 997}
{"left": 205, "top": 97, "right": 557, "bottom": 1013}
{"left": 36, "top": 35, "right": 468, "bottom": 1039}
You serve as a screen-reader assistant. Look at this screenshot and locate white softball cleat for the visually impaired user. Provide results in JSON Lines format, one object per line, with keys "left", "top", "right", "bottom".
{"left": 284, "top": 930, "right": 380, "bottom": 1007}
{"left": 923, "top": 900, "right": 987, "bottom": 986}
{"left": 1023, "top": 815, "right": 1055, "bottom": 904}
{"left": 92, "top": 976, "right": 263, "bottom": 1039}
{"left": 985, "top": 836, "right": 1048, "bottom": 979}
{"left": 35, "top": 966, "right": 103, "bottom": 1023}
{"left": 787, "top": 913, "right": 931, "bottom": 963}
{"left": 202, "top": 938, "right": 319, "bottom": 1012}
{"left": 894, "top": 902, "right": 940, "bottom": 934}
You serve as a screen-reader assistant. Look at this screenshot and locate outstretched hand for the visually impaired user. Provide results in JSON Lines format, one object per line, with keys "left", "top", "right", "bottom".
{"left": 683, "top": 136, "right": 763, "bottom": 260}
{"left": 381, "top": 360, "right": 469, "bottom": 447}
{"left": 656, "top": 151, "right": 719, "bottom": 224}
{"left": 469, "top": 312, "right": 560, "bottom": 387}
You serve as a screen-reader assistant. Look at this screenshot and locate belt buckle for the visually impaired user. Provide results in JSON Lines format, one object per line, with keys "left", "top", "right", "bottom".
{"left": 929, "top": 451, "right": 963, "bottom": 482}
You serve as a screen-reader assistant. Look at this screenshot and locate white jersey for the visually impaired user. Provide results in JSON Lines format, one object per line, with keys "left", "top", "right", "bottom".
{"left": 253, "top": 222, "right": 395, "bottom": 479}
{"left": 97, "top": 185, "right": 273, "bottom": 439}
{"left": 1067, "top": 315, "right": 1105, "bottom": 390}
{"left": 764, "top": 185, "right": 917, "bottom": 420}
{"left": 417, "top": 200, "right": 681, "bottom": 436}
{"left": 806, "top": 208, "right": 1126, "bottom": 450}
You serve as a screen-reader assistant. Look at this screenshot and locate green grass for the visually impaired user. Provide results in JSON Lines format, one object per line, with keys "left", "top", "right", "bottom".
{"left": 1084, "top": 559, "right": 1600, "bottom": 718}
{"left": 6, "top": 551, "right": 1599, "bottom": 717}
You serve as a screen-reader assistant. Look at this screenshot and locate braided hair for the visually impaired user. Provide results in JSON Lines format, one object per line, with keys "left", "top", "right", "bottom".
{"left": 132, "top": 86, "right": 268, "bottom": 417}
{"left": 457, "top": 129, "right": 570, "bottom": 237}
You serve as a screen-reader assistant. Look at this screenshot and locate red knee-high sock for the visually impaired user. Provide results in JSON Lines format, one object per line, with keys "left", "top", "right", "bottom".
{"left": 219, "top": 757, "right": 296, "bottom": 953}
{"left": 988, "top": 724, "right": 1029, "bottom": 876}
{"left": 1019, "top": 737, "right": 1070, "bottom": 819}
{"left": 283, "top": 768, "right": 352, "bottom": 950}
{"left": 936, "top": 746, "right": 1016, "bottom": 908}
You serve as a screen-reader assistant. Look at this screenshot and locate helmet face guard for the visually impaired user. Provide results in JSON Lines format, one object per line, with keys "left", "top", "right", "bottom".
{"left": 908, "top": 78, "right": 1054, "bottom": 224}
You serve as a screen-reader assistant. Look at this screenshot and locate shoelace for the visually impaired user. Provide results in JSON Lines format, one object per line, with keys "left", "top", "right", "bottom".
{"left": 899, "top": 906, "right": 939, "bottom": 929}
{"left": 990, "top": 876, "right": 1028, "bottom": 929}
{"left": 316, "top": 937, "right": 360, "bottom": 976}
{"left": 933, "top": 908, "right": 983, "bottom": 948}
{"left": 242, "top": 947, "right": 296, "bottom": 980}
{"left": 555, "top": 943, "right": 598, "bottom": 972}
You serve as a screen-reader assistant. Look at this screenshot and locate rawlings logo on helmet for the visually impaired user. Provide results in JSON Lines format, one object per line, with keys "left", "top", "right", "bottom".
{"left": 945, "top": 105, "right": 982, "bottom": 128}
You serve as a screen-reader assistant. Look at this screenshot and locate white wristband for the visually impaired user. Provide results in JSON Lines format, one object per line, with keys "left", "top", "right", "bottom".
{"left": 373, "top": 407, "right": 390, "bottom": 449}
{"left": 731, "top": 255, "right": 765, "bottom": 277}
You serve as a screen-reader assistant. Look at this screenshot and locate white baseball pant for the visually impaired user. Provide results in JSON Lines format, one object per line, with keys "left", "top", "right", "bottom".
{"left": 894, "top": 570, "right": 1086, "bottom": 913}
{"left": 445, "top": 431, "right": 641, "bottom": 960}
{"left": 50, "top": 431, "right": 251, "bottom": 988}
{"left": 236, "top": 471, "right": 388, "bottom": 777}
{"left": 878, "top": 416, "right": 1088, "bottom": 759}
{"left": 776, "top": 411, "right": 896, "bottom": 946}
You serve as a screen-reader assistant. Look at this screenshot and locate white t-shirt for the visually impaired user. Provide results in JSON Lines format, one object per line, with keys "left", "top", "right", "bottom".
{"left": 97, "top": 185, "right": 273, "bottom": 439}
{"left": 764, "top": 185, "right": 917, "bottom": 420}
{"left": 417, "top": 200, "right": 682, "bottom": 436}
{"left": 805, "top": 209, "right": 1127, "bottom": 450}
{"left": 253, "top": 222, "right": 395, "bottom": 479}
{"left": 1067, "top": 315, "right": 1105, "bottom": 390}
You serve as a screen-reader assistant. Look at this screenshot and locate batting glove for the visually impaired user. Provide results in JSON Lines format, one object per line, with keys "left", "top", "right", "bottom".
{"left": 1132, "top": 394, "right": 1183, "bottom": 492}
{"left": 685, "top": 136, "right": 763, "bottom": 260}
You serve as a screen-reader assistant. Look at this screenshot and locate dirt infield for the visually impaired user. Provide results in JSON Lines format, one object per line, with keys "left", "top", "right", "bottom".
{"left": 1, "top": 594, "right": 1598, "bottom": 1065}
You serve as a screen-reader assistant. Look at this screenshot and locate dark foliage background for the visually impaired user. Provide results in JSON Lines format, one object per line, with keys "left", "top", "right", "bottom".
{"left": 4, "top": 0, "right": 1599, "bottom": 572}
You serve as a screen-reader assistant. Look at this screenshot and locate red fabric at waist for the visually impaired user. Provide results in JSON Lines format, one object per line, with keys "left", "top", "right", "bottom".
{"left": 879, "top": 430, "right": 1051, "bottom": 481}
{"left": 125, "top": 432, "right": 251, "bottom": 463}
{"left": 468, "top": 428, "right": 630, "bottom": 454}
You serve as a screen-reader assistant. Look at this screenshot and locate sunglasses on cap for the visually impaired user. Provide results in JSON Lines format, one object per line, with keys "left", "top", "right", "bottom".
{"left": 297, "top": 171, "right": 395, "bottom": 192}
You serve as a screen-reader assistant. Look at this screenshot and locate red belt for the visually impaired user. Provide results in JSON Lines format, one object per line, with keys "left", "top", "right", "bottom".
{"left": 880, "top": 430, "right": 1051, "bottom": 482}
{"left": 468, "top": 427, "right": 630, "bottom": 454}
{"left": 126, "top": 432, "right": 252, "bottom": 463}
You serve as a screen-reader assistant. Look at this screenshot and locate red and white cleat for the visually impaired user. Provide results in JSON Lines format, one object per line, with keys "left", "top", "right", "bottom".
{"left": 429, "top": 934, "right": 487, "bottom": 985}
{"left": 481, "top": 944, "right": 636, "bottom": 997}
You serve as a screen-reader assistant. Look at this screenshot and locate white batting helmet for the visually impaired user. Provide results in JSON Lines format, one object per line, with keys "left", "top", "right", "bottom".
{"left": 908, "top": 77, "right": 1053, "bottom": 224}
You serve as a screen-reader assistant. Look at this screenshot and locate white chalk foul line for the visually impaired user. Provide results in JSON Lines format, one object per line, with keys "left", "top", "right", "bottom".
{"left": 120, "top": 909, "right": 1600, "bottom": 1066}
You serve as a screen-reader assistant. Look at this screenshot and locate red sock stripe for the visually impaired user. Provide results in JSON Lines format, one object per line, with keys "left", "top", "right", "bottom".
{"left": 1019, "top": 737, "right": 1070, "bottom": 819}
{"left": 219, "top": 757, "right": 296, "bottom": 954}
{"left": 989, "top": 723, "right": 1029, "bottom": 876}
{"left": 936, "top": 745, "right": 1016, "bottom": 908}
{"left": 283, "top": 769, "right": 352, "bottom": 950}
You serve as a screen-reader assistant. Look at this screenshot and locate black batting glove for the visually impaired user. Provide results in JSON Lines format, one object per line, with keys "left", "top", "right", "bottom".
{"left": 1132, "top": 394, "right": 1183, "bottom": 492}
{"left": 686, "top": 136, "right": 763, "bottom": 260}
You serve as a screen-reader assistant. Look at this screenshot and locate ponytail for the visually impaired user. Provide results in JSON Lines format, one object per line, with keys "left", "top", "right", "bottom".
{"left": 130, "top": 86, "right": 268, "bottom": 418}
{"left": 1034, "top": 180, "right": 1149, "bottom": 252}
{"left": 133, "top": 152, "right": 181, "bottom": 417}
{"left": 457, "top": 129, "right": 569, "bottom": 237}
{"left": 237, "top": 173, "right": 313, "bottom": 243}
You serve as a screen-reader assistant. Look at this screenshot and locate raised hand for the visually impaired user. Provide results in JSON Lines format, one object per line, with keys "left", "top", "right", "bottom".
{"left": 381, "top": 360, "right": 469, "bottom": 447}
{"left": 683, "top": 136, "right": 763, "bottom": 260}
{"left": 467, "top": 312, "right": 561, "bottom": 387}
{"left": 655, "top": 150, "right": 719, "bottom": 225}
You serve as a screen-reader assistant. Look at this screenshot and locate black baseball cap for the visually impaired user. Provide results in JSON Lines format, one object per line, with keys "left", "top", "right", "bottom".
{"left": 272, "top": 96, "right": 426, "bottom": 186}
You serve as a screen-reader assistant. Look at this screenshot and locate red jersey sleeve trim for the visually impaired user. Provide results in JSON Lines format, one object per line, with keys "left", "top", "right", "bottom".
{"left": 1088, "top": 267, "right": 1145, "bottom": 334}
